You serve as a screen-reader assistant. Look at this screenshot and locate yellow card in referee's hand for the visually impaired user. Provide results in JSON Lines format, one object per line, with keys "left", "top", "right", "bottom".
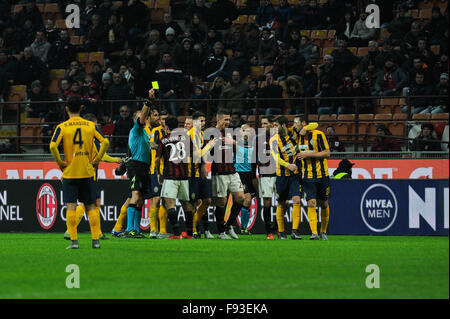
{"left": 152, "top": 81, "right": 159, "bottom": 90}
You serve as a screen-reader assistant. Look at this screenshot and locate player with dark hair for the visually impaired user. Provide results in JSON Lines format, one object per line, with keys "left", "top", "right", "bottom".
{"left": 297, "top": 117, "right": 331, "bottom": 240}
{"left": 50, "top": 96, "right": 109, "bottom": 249}
{"left": 155, "top": 116, "right": 193, "bottom": 239}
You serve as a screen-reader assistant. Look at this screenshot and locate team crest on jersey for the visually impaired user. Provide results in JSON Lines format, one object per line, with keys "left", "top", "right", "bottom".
{"left": 310, "top": 139, "right": 315, "bottom": 146}
{"left": 237, "top": 197, "right": 258, "bottom": 230}
{"left": 36, "top": 183, "right": 58, "bottom": 230}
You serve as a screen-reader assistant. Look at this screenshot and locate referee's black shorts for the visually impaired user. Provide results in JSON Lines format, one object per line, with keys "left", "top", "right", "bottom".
{"left": 127, "top": 160, "right": 150, "bottom": 194}
{"left": 238, "top": 172, "right": 257, "bottom": 197}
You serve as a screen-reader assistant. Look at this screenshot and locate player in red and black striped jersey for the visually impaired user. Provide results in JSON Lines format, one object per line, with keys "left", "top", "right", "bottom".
{"left": 207, "top": 111, "right": 245, "bottom": 239}
{"left": 155, "top": 116, "right": 194, "bottom": 239}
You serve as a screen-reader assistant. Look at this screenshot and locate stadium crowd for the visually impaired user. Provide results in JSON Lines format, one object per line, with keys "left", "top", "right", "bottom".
{"left": 0, "top": 0, "right": 449, "bottom": 152}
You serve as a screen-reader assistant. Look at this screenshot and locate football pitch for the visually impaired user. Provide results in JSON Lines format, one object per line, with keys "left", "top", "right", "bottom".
{"left": 0, "top": 233, "right": 448, "bottom": 299}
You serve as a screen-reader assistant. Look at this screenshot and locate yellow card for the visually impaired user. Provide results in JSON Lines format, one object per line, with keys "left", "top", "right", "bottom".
{"left": 152, "top": 81, "right": 159, "bottom": 90}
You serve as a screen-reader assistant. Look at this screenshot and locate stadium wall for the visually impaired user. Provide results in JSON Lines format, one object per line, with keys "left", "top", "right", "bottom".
{"left": 0, "top": 179, "right": 448, "bottom": 236}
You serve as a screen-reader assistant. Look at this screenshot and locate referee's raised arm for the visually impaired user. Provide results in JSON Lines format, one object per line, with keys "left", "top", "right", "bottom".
{"left": 140, "top": 88, "right": 156, "bottom": 125}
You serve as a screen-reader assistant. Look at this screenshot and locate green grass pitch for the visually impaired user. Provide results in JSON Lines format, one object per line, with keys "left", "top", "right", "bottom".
{"left": 0, "top": 233, "right": 448, "bottom": 299}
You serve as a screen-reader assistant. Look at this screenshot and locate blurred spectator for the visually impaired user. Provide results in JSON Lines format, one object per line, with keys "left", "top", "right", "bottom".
{"left": 84, "top": 14, "right": 107, "bottom": 52}
{"left": 349, "top": 10, "right": 378, "bottom": 47}
{"left": 283, "top": 44, "right": 305, "bottom": 78}
{"left": 43, "top": 18, "right": 58, "bottom": 44}
{"left": 432, "top": 52, "right": 449, "bottom": 84}
{"left": 257, "top": 28, "right": 278, "bottom": 66}
{"left": 320, "top": 0, "right": 341, "bottom": 29}
{"left": 224, "top": 28, "right": 247, "bottom": 53}
{"left": 207, "top": 0, "right": 239, "bottom": 31}
{"left": 336, "top": 10, "right": 356, "bottom": 42}
{"left": 57, "top": 78, "right": 70, "bottom": 101}
{"left": 188, "top": 14, "right": 208, "bottom": 44}
{"left": 229, "top": 111, "right": 245, "bottom": 129}
{"left": 100, "top": 72, "right": 113, "bottom": 100}
{"left": 16, "top": 46, "right": 48, "bottom": 87}
{"left": 314, "top": 77, "right": 337, "bottom": 115}
{"left": 96, "top": 0, "right": 114, "bottom": 24}
{"left": 30, "top": 30, "right": 51, "bottom": 63}
{"left": 286, "top": 29, "right": 300, "bottom": 48}
{"left": 288, "top": 0, "right": 309, "bottom": 30}
{"left": 319, "top": 54, "right": 340, "bottom": 88}
{"left": 0, "top": 49, "right": 18, "bottom": 88}
{"left": 185, "top": 0, "right": 209, "bottom": 25}
{"left": 304, "top": 0, "right": 321, "bottom": 30}
{"left": 134, "top": 59, "right": 153, "bottom": 99}
{"left": 245, "top": 79, "right": 259, "bottom": 110}
{"left": 26, "top": 80, "right": 49, "bottom": 118}
{"left": 175, "top": 38, "right": 202, "bottom": 92}
{"left": 159, "top": 13, "right": 183, "bottom": 41}
{"left": 246, "top": 24, "right": 260, "bottom": 63}
{"left": 410, "top": 123, "right": 441, "bottom": 151}
{"left": 298, "top": 35, "right": 317, "bottom": 65}
{"left": 426, "top": 73, "right": 449, "bottom": 114}
{"left": 223, "top": 47, "right": 251, "bottom": 80}
{"left": 205, "top": 29, "right": 223, "bottom": 53}
{"left": 424, "top": 6, "right": 448, "bottom": 45}
{"left": 336, "top": 74, "right": 354, "bottom": 115}
{"left": 48, "top": 29, "right": 76, "bottom": 69}
{"left": 140, "top": 44, "right": 160, "bottom": 76}
{"left": 275, "top": 0, "right": 293, "bottom": 41}
{"left": 82, "top": 83, "right": 102, "bottom": 116}
{"left": 41, "top": 102, "right": 63, "bottom": 153}
{"left": 256, "top": 0, "right": 276, "bottom": 27}
{"left": 121, "top": 0, "right": 150, "bottom": 49}
{"left": 402, "top": 21, "right": 426, "bottom": 59}
{"left": 301, "top": 63, "right": 318, "bottom": 97}
{"left": 18, "top": 19, "right": 37, "bottom": 49}
{"left": 204, "top": 42, "right": 228, "bottom": 82}
{"left": 407, "top": 55, "right": 432, "bottom": 86}
{"left": 142, "top": 30, "right": 165, "bottom": 54}
{"left": 373, "top": 58, "right": 408, "bottom": 96}
{"left": 351, "top": 77, "right": 373, "bottom": 114}
{"left": 286, "top": 76, "right": 304, "bottom": 114}
{"left": 64, "top": 60, "right": 86, "bottom": 83}
{"left": 371, "top": 124, "right": 401, "bottom": 152}
{"left": 218, "top": 70, "right": 248, "bottom": 114}
{"left": 413, "top": 38, "right": 435, "bottom": 67}
{"left": 403, "top": 72, "right": 433, "bottom": 114}
{"left": 0, "top": 138, "right": 15, "bottom": 154}
{"left": 119, "top": 47, "right": 140, "bottom": 71}
{"left": 332, "top": 159, "right": 354, "bottom": 179}
{"left": 375, "top": 38, "right": 403, "bottom": 71}
{"left": 386, "top": 5, "right": 413, "bottom": 46}
{"left": 258, "top": 72, "right": 284, "bottom": 115}
{"left": 331, "top": 40, "right": 360, "bottom": 79}
{"left": 15, "top": 0, "right": 43, "bottom": 30}
{"left": 326, "top": 126, "right": 346, "bottom": 152}
{"left": 209, "top": 76, "right": 226, "bottom": 114}
{"left": 105, "top": 73, "right": 132, "bottom": 119}
{"left": 101, "top": 14, "right": 127, "bottom": 55}
{"left": 112, "top": 105, "right": 134, "bottom": 153}
{"left": 189, "top": 85, "right": 208, "bottom": 115}
{"left": 155, "top": 52, "right": 183, "bottom": 116}
{"left": 66, "top": 80, "right": 83, "bottom": 100}
{"left": 272, "top": 43, "right": 288, "bottom": 81}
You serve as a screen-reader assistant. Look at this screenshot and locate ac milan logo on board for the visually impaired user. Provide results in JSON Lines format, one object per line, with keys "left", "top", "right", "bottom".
{"left": 36, "top": 183, "right": 58, "bottom": 230}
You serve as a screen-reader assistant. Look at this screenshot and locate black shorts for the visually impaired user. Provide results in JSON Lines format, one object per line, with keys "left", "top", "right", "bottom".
{"left": 127, "top": 160, "right": 150, "bottom": 194}
{"left": 189, "top": 177, "right": 212, "bottom": 202}
{"left": 303, "top": 177, "right": 330, "bottom": 201}
{"left": 238, "top": 172, "right": 257, "bottom": 197}
{"left": 62, "top": 177, "right": 98, "bottom": 205}
{"left": 145, "top": 174, "right": 162, "bottom": 199}
{"left": 276, "top": 174, "right": 302, "bottom": 202}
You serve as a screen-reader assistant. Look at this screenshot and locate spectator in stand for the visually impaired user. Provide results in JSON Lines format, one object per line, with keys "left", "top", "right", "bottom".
{"left": 411, "top": 123, "right": 441, "bottom": 151}
{"left": 218, "top": 70, "right": 248, "bottom": 114}
{"left": 326, "top": 126, "right": 346, "bottom": 152}
{"left": 41, "top": 102, "right": 63, "bottom": 153}
{"left": 386, "top": 5, "right": 413, "bottom": 46}
{"left": 15, "top": 0, "right": 43, "bottom": 30}
{"left": 256, "top": 0, "right": 276, "bottom": 27}
{"left": 16, "top": 46, "right": 48, "bottom": 88}
{"left": 185, "top": 0, "right": 210, "bottom": 25}
{"left": 336, "top": 74, "right": 354, "bottom": 115}
{"left": 225, "top": 28, "right": 248, "bottom": 53}
{"left": 48, "top": 29, "right": 76, "bottom": 69}
{"left": 336, "top": 10, "right": 356, "bottom": 42}
{"left": 373, "top": 57, "right": 408, "bottom": 97}
{"left": 18, "top": 19, "right": 37, "bottom": 50}
{"left": 96, "top": 0, "right": 114, "bottom": 24}
{"left": 315, "top": 77, "right": 337, "bottom": 115}
{"left": 0, "top": 49, "right": 17, "bottom": 87}
{"left": 375, "top": 38, "right": 404, "bottom": 72}
{"left": 257, "top": 72, "right": 284, "bottom": 115}
{"left": 105, "top": 72, "right": 132, "bottom": 119}
{"left": 304, "top": 0, "right": 321, "bottom": 30}
{"left": 245, "top": 79, "right": 259, "bottom": 110}
{"left": 119, "top": 47, "right": 140, "bottom": 71}
{"left": 301, "top": 63, "right": 318, "bottom": 97}
{"left": 413, "top": 38, "right": 435, "bottom": 67}
{"left": 407, "top": 55, "right": 432, "bottom": 86}
{"left": 155, "top": 52, "right": 183, "bottom": 116}
{"left": 84, "top": 14, "right": 107, "bottom": 52}
{"left": 82, "top": 83, "right": 102, "bottom": 117}
{"left": 134, "top": 59, "right": 153, "bottom": 99}
{"left": 257, "top": 28, "right": 278, "bottom": 66}
{"left": 121, "top": 0, "right": 150, "bottom": 50}
{"left": 43, "top": 18, "right": 58, "bottom": 44}
{"left": 424, "top": 6, "right": 448, "bottom": 45}
{"left": 209, "top": 76, "right": 226, "bottom": 115}
{"left": 112, "top": 105, "right": 134, "bottom": 153}
{"left": 426, "top": 73, "right": 449, "bottom": 114}
{"left": 100, "top": 72, "right": 112, "bottom": 100}
{"left": 223, "top": 47, "right": 251, "bottom": 80}
{"left": 286, "top": 28, "right": 300, "bottom": 49}
{"left": 371, "top": 124, "right": 401, "bottom": 152}
{"left": 332, "top": 159, "right": 354, "bottom": 179}
{"left": 2, "top": 27, "right": 22, "bottom": 54}
{"left": 288, "top": 0, "right": 308, "bottom": 31}
{"left": 175, "top": 38, "right": 203, "bottom": 90}
{"left": 402, "top": 21, "right": 427, "bottom": 59}
{"left": 30, "top": 30, "right": 51, "bottom": 63}
{"left": 319, "top": 54, "right": 340, "bottom": 89}
{"left": 298, "top": 35, "right": 314, "bottom": 64}
{"left": 159, "top": 13, "right": 183, "bottom": 41}
{"left": 320, "top": 0, "right": 341, "bottom": 29}
{"left": 246, "top": 24, "right": 260, "bottom": 63}
{"left": 432, "top": 52, "right": 449, "bottom": 85}
{"left": 351, "top": 77, "right": 373, "bottom": 114}
{"left": 26, "top": 80, "right": 49, "bottom": 118}
{"left": 140, "top": 44, "right": 160, "bottom": 76}
{"left": 57, "top": 78, "right": 70, "bottom": 101}
{"left": 331, "top": 40, "right": 360, "bottom": 79}
{"left": 284, "top": 44, "right": 305, "bottom": 78}
{"left": 101, "top": 14, "right": 127, "bottom": 56}
{"left": 204, "top": 42, "right": 228, "bottom": 82}
{"left": 207, "top": 0, "right": 239, "bottom": 31}
{"left": 229, "top": 111, "right": 246, "bottom": 129}
{"left": 142, "top": 30, "right": 166, "bottom": 54}
{"left": 276, "top": 0, "right": 293, "bottom": 41}
{"left": 160, "top": 28, "right": 179, "bottom": 57}
{"left": 205, "top": 29, "right": 223, "bottom": 53}
{"left": 188, "top": 13, "right": 208, "bottom": 44}
{"left": 272, "top": 43, "right": 288, "bottom": 81}
{"left": 286, "top": 76, "right": 304, "bottom": 115}
{"left": 188, "top": 85, "right": 208, "bottom": 115}
{"left": 79, "top": 0, "right": 98, "bottom": 35}
{"left": 65, "top": 80, "right": 83, "bottom": 100}
{"left": 0, "top": 138, "right": 16, "bottom": 154}
{"left": 64, "top": 60, "right": 86, "bottom": 84}
{"left": 349, "top": 9, "right": 378, "bottom": 47}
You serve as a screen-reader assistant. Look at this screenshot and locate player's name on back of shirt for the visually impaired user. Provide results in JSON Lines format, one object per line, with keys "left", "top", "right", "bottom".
{"left": 161, "top": 134, "right": 187, "bottom": 144}
{"left": 63, "top": 121, "right": 90, "bottom": 127}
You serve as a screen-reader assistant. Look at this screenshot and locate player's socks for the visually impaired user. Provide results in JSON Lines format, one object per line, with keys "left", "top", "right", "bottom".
{"left": 126, "top": 204, "right": 137, "bottom": 232}
{"left": 193, "top": 201, "right": 208, "bottom": 233}
{"left": 201, "top": 212, "right": 210, "bottom": 231}
{"left": 226, "top": 203, "right": 242, "bottom": 228}
{"left": 184, "top": 210, "right": 193, "bottom": 236}
{"left": 240, "top": 207, "right": 250, "bottom": 230}
{"left": 320, "top": 206, "right": 330, "bottom": 234}
{"left": 167, "top": 208, "right": 180, "bottom": 236}
{"left": 114, "top": 204, "right": 128, "bottom": 232}
{"left": 276, "top": 206, "right": 285, "bottom": 233}
{"left": 292, "top": 204, "right": 301, "bottom": 231}
{"left": 134, "top": 206, "right": 142, "bottom": 233}
{"left": 149, "top": 206, "right": 159, "bottom": 233}
{"left": 214, "top": 206, "right": 226, "bottom": 234}
{"left": 308, "top": 207, "right": 318, "bottom": 235}
{"left": 66, "top": 209, "right": 78, "bottom": 240}
{"left": 87, "top": 208, "right": 100, "bottom": 240}
{"left": 263, "top": 206, "right": 273, "bottom": 234}
{"left": 75, "top": 205, "right": 85, "bottom": 227}
{"left": 158, "top": 206, "right": 168, "bottom": 234}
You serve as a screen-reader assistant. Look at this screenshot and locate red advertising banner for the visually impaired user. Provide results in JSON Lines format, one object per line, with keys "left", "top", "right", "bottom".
{"left": 0, "top": 159, "right": 448, "bottom": 179}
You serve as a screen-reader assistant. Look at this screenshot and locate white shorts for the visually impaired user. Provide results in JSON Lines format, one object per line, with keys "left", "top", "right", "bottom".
{"left": 161, "top": 179, "right": 189, "bottom": 201}
{"left": 211, "top": 173, "right": 244, "bottom": 198}
{"left": 258, "top": 176, "right": 277, "bottom": 198}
